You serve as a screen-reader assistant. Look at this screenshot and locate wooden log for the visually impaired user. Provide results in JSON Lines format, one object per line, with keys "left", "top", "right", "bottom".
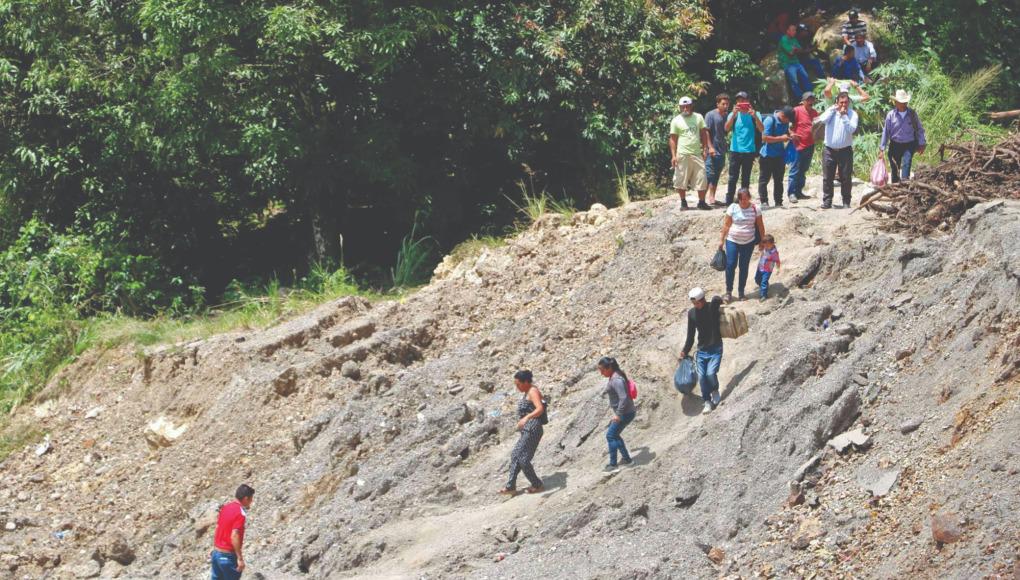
{"left": 986, "top": 109, "right": 1020, "bottom": 120}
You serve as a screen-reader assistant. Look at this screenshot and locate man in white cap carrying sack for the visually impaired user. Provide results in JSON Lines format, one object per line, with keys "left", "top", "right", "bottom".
{"left": 879, "top": 89, "right": 926, "bottom": 183}
{"left": 680, "top": 287, "right": 725, "bottom": 414}
{"left": 669, "top": 96, "right": 714, "bottom": 210}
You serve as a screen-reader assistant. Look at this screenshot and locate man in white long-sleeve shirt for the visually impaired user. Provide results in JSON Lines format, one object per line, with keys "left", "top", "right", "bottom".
{"left": 816, "top": 91, "right": 859, "bottom": 209}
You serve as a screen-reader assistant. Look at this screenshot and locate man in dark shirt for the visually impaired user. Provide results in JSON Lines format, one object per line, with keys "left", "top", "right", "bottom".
{"left": 840, "top": 9, "right": 867, "bottom": 45}
{"left": 680, "top": 287, "right": 724, "bottom": 414}
{"left": 832, "top": 45, "right": 864, "bottom": 82}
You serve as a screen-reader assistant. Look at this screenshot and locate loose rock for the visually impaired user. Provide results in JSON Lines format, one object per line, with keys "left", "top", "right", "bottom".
{"left": 899, "top": 417, "right": 923, "bottom": 434}
{"left": 827, "top": 428, "right": 871, "bottom": 453}
{"left": 931, "top": 512, "right": 963, "bottom": 544}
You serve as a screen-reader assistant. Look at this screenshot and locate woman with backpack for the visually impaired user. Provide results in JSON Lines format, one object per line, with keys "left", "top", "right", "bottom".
{"left": 597, "top": 357, "right": 636, "bottom": 472}
{"left": 878, "top": 89, "right": 926, "bottom": 183}
{"left": 499, "top": 370, "right": 545, "bottom": 495}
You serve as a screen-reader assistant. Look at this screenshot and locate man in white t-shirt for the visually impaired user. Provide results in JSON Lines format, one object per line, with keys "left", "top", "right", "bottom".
{"left": 852, "top": 32, "right": 876, "bottom": 76}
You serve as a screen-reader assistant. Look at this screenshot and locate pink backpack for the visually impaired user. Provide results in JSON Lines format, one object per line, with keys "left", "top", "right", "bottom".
{"left": 627, "top": 379, "right": 638, "bottom": 400}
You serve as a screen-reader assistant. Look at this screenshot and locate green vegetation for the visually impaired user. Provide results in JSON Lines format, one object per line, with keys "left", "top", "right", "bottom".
{"left": 877, "top": 0, "right": 1019, "bottom": 109}
{"left": 391, "top": 222, "right": 434, "bottom": 290}
{"left": 0, "top": 1, "right": 1014, "bottom": 412}
{"left": 812, "top": 58, "right": 1003, "bottom": 179}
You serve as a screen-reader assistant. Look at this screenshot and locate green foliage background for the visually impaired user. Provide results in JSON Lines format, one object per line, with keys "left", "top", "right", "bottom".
{"left": 0, "top": 0, "right": 1013, "bottom": 411}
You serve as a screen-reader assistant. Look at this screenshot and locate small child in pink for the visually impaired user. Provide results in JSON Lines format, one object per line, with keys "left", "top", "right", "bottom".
{"left": 755, "top": 234, "right": 781, "bottom": 300}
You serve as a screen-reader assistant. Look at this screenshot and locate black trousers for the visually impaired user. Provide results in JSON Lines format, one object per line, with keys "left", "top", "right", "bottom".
{"left": 757, "top": 155, "right": 786, "bottom": 204}
{"left": 726, "top": 152, "right": 756, "bottom": 204}
{"left": 822, "top": 146, "right": 853, "bottom": 206}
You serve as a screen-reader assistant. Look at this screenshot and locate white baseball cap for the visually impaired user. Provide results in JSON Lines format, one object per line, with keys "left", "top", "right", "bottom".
{"left": 688, "top": 287, "right": 705, "bottom": 301}
{"left": 678, "top": 96, "right": 693, "bottom": 106}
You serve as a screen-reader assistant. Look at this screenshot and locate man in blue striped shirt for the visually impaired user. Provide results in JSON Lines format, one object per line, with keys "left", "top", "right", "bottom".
{"left": 817, "top": 91, "right": 859, "bottom": 209}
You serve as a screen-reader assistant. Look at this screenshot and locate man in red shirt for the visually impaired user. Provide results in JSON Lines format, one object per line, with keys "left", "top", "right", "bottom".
{"left": 211, "top": 484, "right": 254, "bottom": 580}
{"left": 786, "top": 91, "right": 820, "bottom": 203}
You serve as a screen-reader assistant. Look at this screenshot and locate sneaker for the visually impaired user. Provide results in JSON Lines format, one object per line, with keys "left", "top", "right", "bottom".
{"left": 702, "top": 402, "right": 713, "bottom": 415}
{"left": 820, "top": 203, "right": 832, "bottom": 209}
{"left": 680, "top": 202, "right": 690, "bottom": 211}
{"left": 603, "top": 464, "right": 620, "bottom": 473}
{"left": 788, "top": 195, "right": 798, "bottom": 204}
{"left": 796, "top": 193, "right": 811, "bottom": 200}
{"left": 760, "top": 295, "right": 767, "bottom": 302}
{"left": 724, "top": 293, "right": 734, "bottom": 304}
{"left": 737, "top": 292, "right": 745, "bottom": 301}
{"left": 760, "top": 201, "right": 771, "bottom": 211}
{"left": 620, "top": 458, "right": 634, "bottom": 467}
{"left": 712, "top": 200, "right": 727, "bottom": 207}
{"left": 710, "top": 390, "right": 721, "bottom": 407}
{"left": 697, "top": 202, "right": 711, "bottom": 210}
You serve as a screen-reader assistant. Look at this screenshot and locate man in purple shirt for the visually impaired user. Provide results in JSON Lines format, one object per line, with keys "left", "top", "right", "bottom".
{"left": 879, "top": 89, "right": 927, "bottom": 183}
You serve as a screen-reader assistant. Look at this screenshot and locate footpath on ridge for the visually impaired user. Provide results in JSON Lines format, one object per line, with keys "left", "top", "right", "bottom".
{"left": 1, "top": 173, "right": 1018, "bottom": 579}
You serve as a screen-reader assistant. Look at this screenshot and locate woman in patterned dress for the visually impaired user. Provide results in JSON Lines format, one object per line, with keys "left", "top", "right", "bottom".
{"left": 499, "top": 370, "right": 546, "bottom": 495}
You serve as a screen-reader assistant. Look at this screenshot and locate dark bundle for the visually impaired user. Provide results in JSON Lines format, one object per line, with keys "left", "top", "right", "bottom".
{"left": 859, "top": 132, "right": 1020, "bottom": 235}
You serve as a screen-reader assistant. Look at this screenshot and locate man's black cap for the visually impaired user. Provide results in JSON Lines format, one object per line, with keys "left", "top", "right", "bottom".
{"left": 735, "top": 91, "right": 750, "bottom": 99}
{"left": 848, "top": 9, "right": 859, "bottom": 18}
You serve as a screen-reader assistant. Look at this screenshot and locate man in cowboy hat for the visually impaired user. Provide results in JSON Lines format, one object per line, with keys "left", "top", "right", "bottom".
{"left": 669, "top": 96, "right": 713, "bottom": 210}
{"left": 879, "top": 90, "right": 927, "bottom": 183}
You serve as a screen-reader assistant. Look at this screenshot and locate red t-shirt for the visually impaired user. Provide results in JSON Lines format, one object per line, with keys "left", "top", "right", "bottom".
{"left": 213, "top": 500, "right": 246, "bottom": 551}
{"left": 792, "top": 104, "right": 820, "bottom": 150}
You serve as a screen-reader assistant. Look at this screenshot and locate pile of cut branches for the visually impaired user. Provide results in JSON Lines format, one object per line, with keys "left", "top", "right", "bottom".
{"left": 859, "top": 132, "right": 1020, "bottom": 235}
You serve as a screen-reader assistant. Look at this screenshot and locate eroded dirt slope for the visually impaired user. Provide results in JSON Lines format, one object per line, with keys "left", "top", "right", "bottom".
{"left": 1, "top": 194, "right": 1018, "bottom": 580}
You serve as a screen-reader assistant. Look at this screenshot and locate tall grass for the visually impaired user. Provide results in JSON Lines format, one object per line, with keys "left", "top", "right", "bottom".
{"left": 0, "top": 309, "right": 93, "bottom": 413}
{"left": 96, "top": 264, "right": 381, "bottom": 349}
{"left": 391, "top": 220, "right": 435, "bottom": 289}
{"left": 508, "top": 177, "right": 576, "bottom": 223}
{"left": 613, "top": 162, "right": 631, "bottom": 205}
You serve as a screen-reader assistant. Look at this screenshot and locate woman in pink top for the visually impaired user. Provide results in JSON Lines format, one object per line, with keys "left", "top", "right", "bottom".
{"left": 719, "top": 188, "right": 766, "bottom": 302}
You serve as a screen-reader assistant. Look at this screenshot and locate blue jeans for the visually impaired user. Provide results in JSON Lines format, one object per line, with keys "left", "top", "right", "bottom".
{"left": 705, "top": 153, "right": 726, "bottom": 186}
{"left": 889, "top": 141, "right": 916, "bottom": 183}
{"left": 755, "top": 269, "right": 772, "bottom": 298}
{"left": 695, "top": 344, "right": 723, "bottom": 403}
{"left": 606, "top": 411, "right": 635, "bottom": 465}
{"left": 784, "top": 63, "right": 810, "bottom": 102}
{"left": 211, "top": 551, "right": 241, "bottom": 580}
{"left": 787, "top": 145, "right": 814, "bottom": 197}
{"left": 802, "top": 57, "right": 825, "bottom": 79}
{"left": 725, "top": 239, "right": 756, "bottom": 296}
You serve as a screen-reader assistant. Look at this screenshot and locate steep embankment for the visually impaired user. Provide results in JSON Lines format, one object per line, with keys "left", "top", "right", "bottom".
{"left": 1, "top": 191, "right": 1018, "bottom": 579}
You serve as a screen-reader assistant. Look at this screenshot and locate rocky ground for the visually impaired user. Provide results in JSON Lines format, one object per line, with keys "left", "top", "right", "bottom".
{"left": 0, "top": 176, "right": 1018, "bottom": 579}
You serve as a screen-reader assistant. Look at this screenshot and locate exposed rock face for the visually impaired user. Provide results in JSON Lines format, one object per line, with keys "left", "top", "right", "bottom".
{"left": 1, "top": 197, "right": 1017, "bottom": 579}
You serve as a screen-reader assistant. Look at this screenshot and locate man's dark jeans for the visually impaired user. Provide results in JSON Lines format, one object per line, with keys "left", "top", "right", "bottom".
{"left": 888, "top": 140, "right": 917, "bottom": 183}
{"left": 726, "top": 152, "right": 756, "bottom": 204}
{"left": 758, "top": 155, "right": 786, "bottom": 204}
{"left": 822, "top": 145, "right": 853, "bottom": 207}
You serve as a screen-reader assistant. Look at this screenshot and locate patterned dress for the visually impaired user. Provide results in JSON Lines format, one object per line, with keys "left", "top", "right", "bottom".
{"left": 505, "top": 390, "right": 544, "bottom": 490}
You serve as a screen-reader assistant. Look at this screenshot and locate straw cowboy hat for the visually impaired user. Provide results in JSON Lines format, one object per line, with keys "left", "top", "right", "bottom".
{"left": 893, "top": 89, "right": 911, "bottom": 103}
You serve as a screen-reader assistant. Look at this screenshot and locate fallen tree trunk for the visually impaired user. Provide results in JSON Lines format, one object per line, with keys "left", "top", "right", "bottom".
{"left": 986, "top": 110, "right": 1020, "bottom": 121}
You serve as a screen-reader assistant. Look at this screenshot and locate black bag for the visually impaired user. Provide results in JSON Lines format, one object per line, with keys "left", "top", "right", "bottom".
{"left": 674, "top": 357, "right": 698, "bottom": 395}
{"left": 710, "top": 248, "right": 726, "bottom": 271}
{"left": 538, "top": 397, "right": 550, "bottom": 425}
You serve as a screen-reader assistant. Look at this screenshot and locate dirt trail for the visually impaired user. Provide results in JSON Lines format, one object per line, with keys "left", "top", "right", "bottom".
{"left": 1, "top": 178, "right": 1018, "bottom": 580}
